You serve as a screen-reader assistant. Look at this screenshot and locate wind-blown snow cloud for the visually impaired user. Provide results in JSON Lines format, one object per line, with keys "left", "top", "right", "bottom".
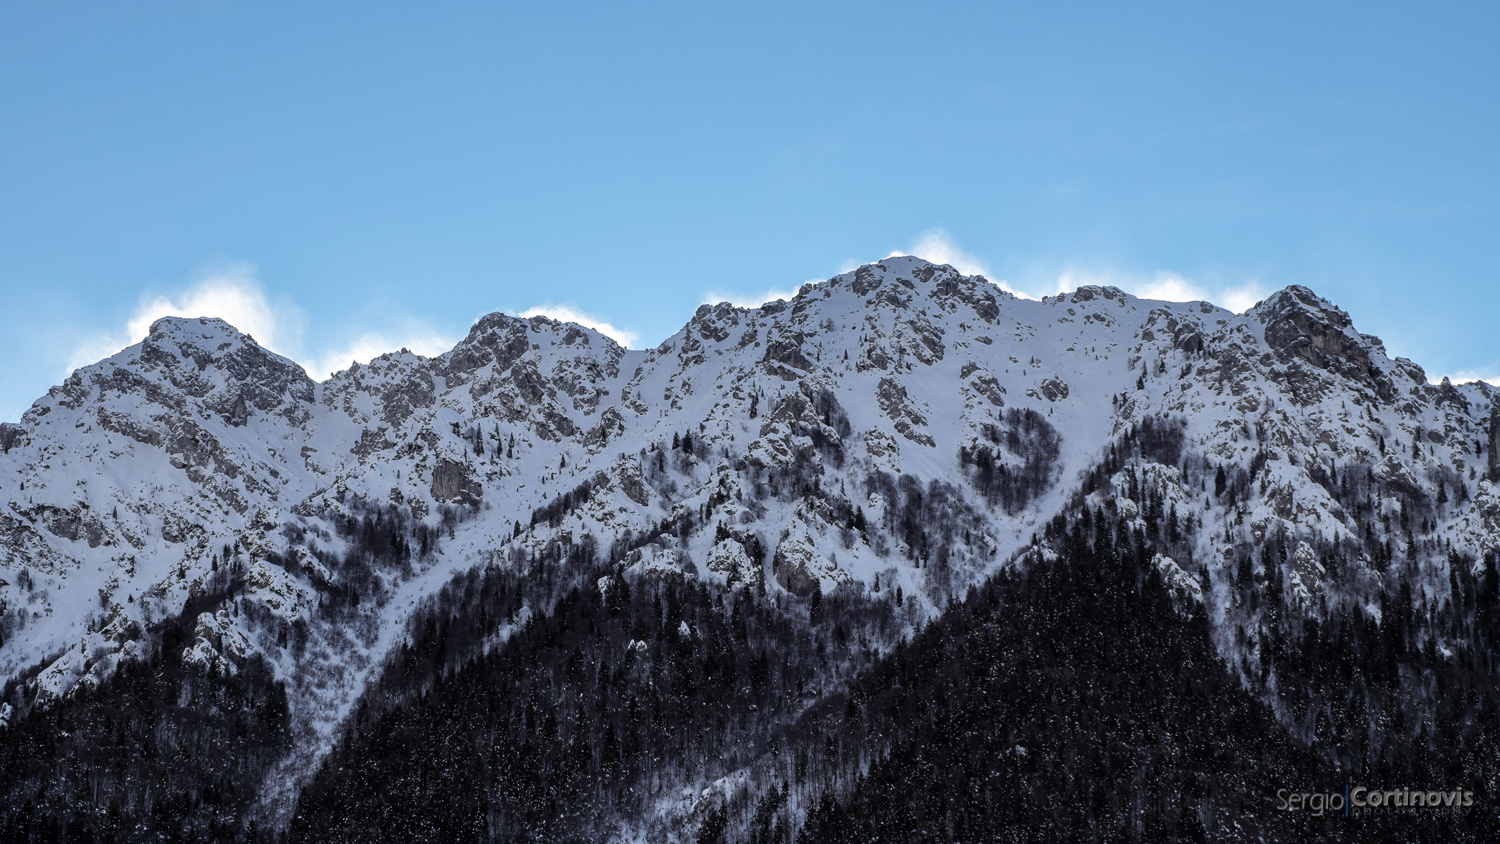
{"left": 704, "top": 230, "right": 1270, "bottom": 319}
{"left": 67, "top": 265, "right": 305, "bottom": 375}
{"left": 702, "top": 232, "right": 1271, "bottom": 313}
{"left": 307, "top": 326, "right": 458, "bottom": 379}
{"left": 1056, "top": 269, "right": 1268, "bottom": 314}
{"left": 888, "top": 230, "right": 1269, "bottom": 312}
{"left": 699, "top": 287, "right": 802, "bottom": 309}
{"left": 888, "top": 230, "right": 1042, "bottom": 298}
{"left": 518, "top": 304, "right": 640, "bottom": 348}
{"left": 66, "top": 264, "right": 459, "bottom": 381}
{"left": 702, "top": 231, "right": 1032, "bottom": 308}
{"left": 1131, "top": 272, "right": 1267, "bottom": 314}
{"left": 888, "top": 229, "right": 991, "bottom": 278}
{"left": 1439, "top": 369, "right": 1500, "bottom": 387}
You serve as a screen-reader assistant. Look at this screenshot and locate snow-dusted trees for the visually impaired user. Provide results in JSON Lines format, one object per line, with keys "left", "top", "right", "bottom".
{"left": 958, "top": 407, "right": 1061, "bottom": 513}
{"left": 0, "top": 573, "right": 289, "bottom": 842}
{"left": 286, "top": 548, "right": 896, "bottom": 843}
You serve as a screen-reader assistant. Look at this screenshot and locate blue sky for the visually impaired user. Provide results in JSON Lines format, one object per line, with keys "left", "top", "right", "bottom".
{"left": 2, "top": 2, "right": 1497, "bottom": 422}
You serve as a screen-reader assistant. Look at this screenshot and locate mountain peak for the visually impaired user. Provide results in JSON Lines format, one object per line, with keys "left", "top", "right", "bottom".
{"left": 1250, "top": 284, "right": 1344, "bottom": 322}
{"left": 1068, "top": 284, "right": 1130, "bottom": 304}
{"left": 144, "top": 315, "right": 266, "bottom": 354}
{"left": 148, "top": 314, "right": 244, "bottom": 336}
{"left": 1239, "top": 283, "right": 1405, "bottom": 402}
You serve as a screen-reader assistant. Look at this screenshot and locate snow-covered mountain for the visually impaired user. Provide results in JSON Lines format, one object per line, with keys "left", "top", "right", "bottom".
{"left": 2, "top": 256, "right": 1498, "bottom": 837}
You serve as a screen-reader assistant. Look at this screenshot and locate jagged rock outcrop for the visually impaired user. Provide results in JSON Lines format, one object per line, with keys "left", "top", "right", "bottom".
{"left": 762, "top": 330, "right": 815, "bottom": 375}
{"left": 1254, "top": 285, "right": 1395, "bottom": 402}
{"left": 705, "top": 539, "right": 763, "bottom": 588}
{"left": 440, "top": 312, "right": 532, "bottom": 384}
{"left": 876, "top": 377, "right": 934, "bottom": 446}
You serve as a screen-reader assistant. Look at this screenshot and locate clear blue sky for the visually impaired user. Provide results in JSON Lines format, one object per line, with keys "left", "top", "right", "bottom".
{"left": 3, "top": 2, "right": 1497, "bottom": 422}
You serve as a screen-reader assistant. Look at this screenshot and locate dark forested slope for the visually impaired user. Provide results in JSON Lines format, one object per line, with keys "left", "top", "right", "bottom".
{"left": 0, "top": 569, "right": 289, "bottom": 843}
{"left": 793, "top": 507, "right": 1500, "bottom": 843}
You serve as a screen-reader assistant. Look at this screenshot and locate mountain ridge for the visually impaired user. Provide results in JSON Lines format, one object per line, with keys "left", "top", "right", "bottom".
{"left": 2, "top": 256, "right": 1499, "bottom": 838}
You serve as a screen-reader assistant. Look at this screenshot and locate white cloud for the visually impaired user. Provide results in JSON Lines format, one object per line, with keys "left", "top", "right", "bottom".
{"left": 881, "top": 233, "right": 1267, "bottom": 311}
{"left": 885, "top": 230, "right": 1043, "bottom": 299}
{"left": 1438, "top": 369, "right": 1500, "bottom": 387}
{"left": 1131, "top": 272, "right": 1209, "bottom": 303}
{"left": 700, "top": 287, "right": 802, "bottom": 309}
{"left": 691, "top": 233, "right": 1270, "bottom": 324}
{"left": 1217, "top": 286, "right": 1269, "bottom": 315}
{"left": 307, "top": 326, "right": 458, "bottom": 380}
{"left": 517, "top": 304, "right": 640, "bottom": 348}
{"left": 700, "top": 232, "right": 1031, "bottom": 312}
{"left": 65, "top": 264, "right": 459, "bottom": 381}
{"left": 127, "top": 265, "right": 300, "bottom": 353}
{"left": 1054, "top": 269, "right": 1268, "bottom": 314}
{"left": 67, "top": 265, "right": 305, "bottom": 375}
{"left": 701, "top": 233, "right": 1019, "bottom": 310}
{"left": 1134, "top": 272, "right": 1267, "bottom": 314}
{"left": 888, "top": 229, "right": 990, "bottom": 278}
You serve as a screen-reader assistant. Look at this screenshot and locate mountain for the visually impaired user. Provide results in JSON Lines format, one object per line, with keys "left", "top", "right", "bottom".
{"left": 1, "top": 257, "right": 1498, "bottom": 841}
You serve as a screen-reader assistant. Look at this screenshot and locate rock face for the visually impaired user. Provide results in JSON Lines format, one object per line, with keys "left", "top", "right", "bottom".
{"left": 772, "top": 532, "right": 823, "bottom": 597}
{"left": 1490, "top": 402, "right": 1500, "bottom": 481}
{"left": 1038, "top": 376, "right": 1069, "bottom": 402}
{"left": 441, "top": 313, "right": 532, "bottom": 383}
{"left": 1255, "top": 286, "right": 1394, "bottom": 401}
{"left": 228, "top": 395, "right": 249, "bottom": 426}
{"left": 1259, "top": 287, "right": 1367, "bottom": 369}
{"left": 762, "top": 331, "right": 815, "bottom": 374}
{"left": 430, "top": 459, "right": 482, "bottom": 505}
{"left": 876, "top": 377, "right": 934, "bottom": 446}
{"left": 0, "top": 306, "right": 639, "bottom": 710}
{"left": 139, "top": 316, "right": 318, "bottom": 426}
